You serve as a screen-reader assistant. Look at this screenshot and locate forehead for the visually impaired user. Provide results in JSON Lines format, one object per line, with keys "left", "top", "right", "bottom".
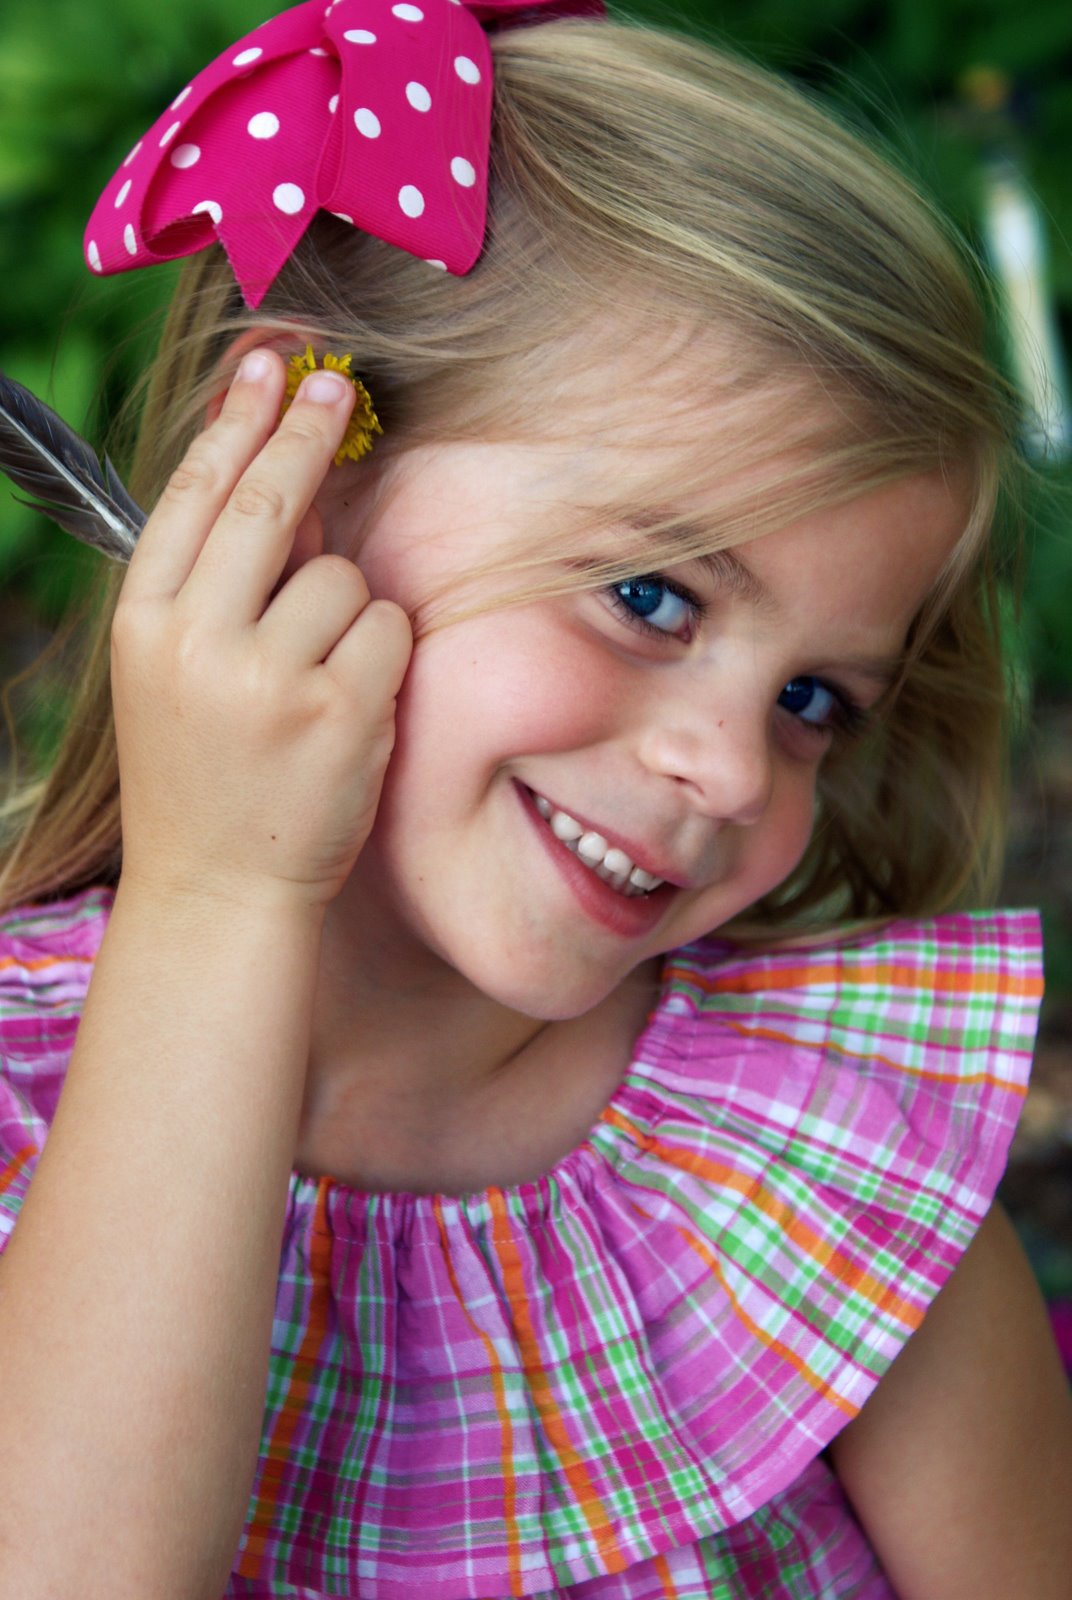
{"left": 539, "top": 318, "right": 803, "bottom": 457}
{"left": 530, "top": 358, "right": 971, "bottom": 579}
{"left": 513, "top": 318, "right": 961, "bottom": 509}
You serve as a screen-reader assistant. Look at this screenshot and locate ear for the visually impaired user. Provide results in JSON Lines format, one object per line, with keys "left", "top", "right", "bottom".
{"left": 203, "top": 327, "right": 294, "bottom": 426}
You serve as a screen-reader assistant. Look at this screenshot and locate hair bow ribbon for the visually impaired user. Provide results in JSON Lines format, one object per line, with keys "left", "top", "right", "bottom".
{"left": 84, "top": 0, "right": 602, "bottom": 307}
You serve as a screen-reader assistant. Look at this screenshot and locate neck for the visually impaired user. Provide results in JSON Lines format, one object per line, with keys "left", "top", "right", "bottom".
{"left": 294, "top": 892, "right": 660, "bottom": 1195}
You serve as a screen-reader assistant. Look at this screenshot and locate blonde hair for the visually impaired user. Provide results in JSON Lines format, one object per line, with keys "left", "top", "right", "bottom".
{"left": 1, "top": 18, "right": 1020, "bottom": 928}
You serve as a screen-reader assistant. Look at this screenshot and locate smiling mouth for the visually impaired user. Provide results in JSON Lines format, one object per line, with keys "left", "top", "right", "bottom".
{"left": 530, "top": 792, "right": 666, "bottom": 898}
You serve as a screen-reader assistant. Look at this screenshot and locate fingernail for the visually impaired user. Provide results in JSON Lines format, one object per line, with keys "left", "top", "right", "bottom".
{"left": 237, "top": 350, "right": 272, "bottom": 383}
{"left": 299, "top": 371, "right": 351, "bottom": 405}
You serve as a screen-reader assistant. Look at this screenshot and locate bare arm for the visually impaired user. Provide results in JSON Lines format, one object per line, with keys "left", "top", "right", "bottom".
{"left": 0, "top": 350, "right": 411, "bottom": 1599}
{"left": 0, "top": 887, "right": 323, "bottom": 1596}
{"left": 829, "top": 1201, "right": 1072, "bottom": 1600}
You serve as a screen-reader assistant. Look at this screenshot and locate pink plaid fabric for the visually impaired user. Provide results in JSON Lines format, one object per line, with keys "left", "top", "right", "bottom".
{"left": 0, "top": 890, "right": 1042, "bottom": 1597}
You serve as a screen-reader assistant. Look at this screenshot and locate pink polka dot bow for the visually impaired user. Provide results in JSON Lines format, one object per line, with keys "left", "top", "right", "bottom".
{"left": 84, "top": 0, "right": 604, "bottom": 308}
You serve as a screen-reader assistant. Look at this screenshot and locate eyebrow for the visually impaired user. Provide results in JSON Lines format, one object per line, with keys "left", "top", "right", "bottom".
{"left": 694, "top": 547, "right": 771, "bottom": 608}
{"left": 831, "top": 654, "right": 906, "bottom": 696}
{"left": 626, "top": 514, "right": 773, "bottom": 609}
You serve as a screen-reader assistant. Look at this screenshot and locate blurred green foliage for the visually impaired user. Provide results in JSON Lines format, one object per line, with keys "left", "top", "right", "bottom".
{"left": 1, "top": 0, "right": 1070, "bottom": 694}
{"left": 1, "top": 0, "right": 264, "bottom": 627}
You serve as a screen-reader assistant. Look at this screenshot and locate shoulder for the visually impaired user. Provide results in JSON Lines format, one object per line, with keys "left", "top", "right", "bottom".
{"left": 657, "top": 909, "right": 1042, "bottom": 1142}
{"left": 0, "top": 885, "right": 112, "bottom": 959}
{"left": 669, "top": 907, "right": 1044, "bottom": 1031}
{"left": 0, "top": 887, "right": 111, "bottom": 1180}
{"left": 608, "top": 911, "right": 1050, "bottom": 1545}
{"left": 0, "top": 886, "right": 111, "bottom": 1026}
{"left": 830, "top": 1202, "right": 1072, "bottom": 1600}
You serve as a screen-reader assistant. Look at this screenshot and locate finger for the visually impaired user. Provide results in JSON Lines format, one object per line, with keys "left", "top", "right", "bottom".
{"left": 323, "top": 597, "right": 413, "bottom": 701}
{"left": 123, "top": 350, "right": 287, "bottom": 602}
{"left": 257, "top": 555, "right": 373, "bottom": 668}
{"left": 271, "top": 502, "right": 325, "bottom": 598}
{"left": 184, "top": 370, "right": 356, "bottom": 628}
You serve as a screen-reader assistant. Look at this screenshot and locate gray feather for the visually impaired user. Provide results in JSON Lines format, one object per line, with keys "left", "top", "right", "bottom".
{"left": 0, "top": 370, "right": 144, "bottom": 563}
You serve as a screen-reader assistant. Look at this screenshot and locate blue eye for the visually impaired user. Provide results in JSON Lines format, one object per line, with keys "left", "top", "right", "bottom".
{"left": 609, "top": 575, "right": 697, "bottom": 639}
{"left": 778, "top": 676, "right": 842, "bottom": 729}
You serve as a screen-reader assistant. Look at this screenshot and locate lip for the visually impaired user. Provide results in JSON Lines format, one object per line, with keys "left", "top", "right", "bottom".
{"left": 516, "top": 783, "right": 679, "bottom": 938}
{"left": 521, "top": 785, "right": 691, "bottom": 889}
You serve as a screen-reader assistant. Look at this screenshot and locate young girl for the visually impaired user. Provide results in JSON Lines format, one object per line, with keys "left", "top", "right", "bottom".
{"left": 1, "top": 1, "right": 1070, "bottom": 1595}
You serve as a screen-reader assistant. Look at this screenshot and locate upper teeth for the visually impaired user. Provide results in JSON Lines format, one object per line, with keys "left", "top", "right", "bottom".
{"left": 533, "top": 793, "right": 664, "bottom": 893}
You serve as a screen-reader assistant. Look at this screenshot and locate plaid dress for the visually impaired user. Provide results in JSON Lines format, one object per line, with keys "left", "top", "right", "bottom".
{"left": 0, "top": 889, "right": 1042, "bottom": 1599}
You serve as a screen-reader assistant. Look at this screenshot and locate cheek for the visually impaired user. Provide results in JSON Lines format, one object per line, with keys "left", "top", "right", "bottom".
{"left": 716, "top": 764, "right": 818, "bottom": 909}
{"left": 755, "top": 769, "right": 820, "bottom": 891}
{"left": 392, "top": 612, "right": 629, "bottom": 767}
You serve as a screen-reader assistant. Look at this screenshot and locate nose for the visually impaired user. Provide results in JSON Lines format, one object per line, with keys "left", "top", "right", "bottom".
{"left": 636, "top": 696, "right": 774, "bottom": 826}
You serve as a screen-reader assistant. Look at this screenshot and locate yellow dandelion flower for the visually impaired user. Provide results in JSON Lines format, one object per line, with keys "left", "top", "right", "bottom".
{"left": 281, "top": 344, "right": 383, "bottom": 465}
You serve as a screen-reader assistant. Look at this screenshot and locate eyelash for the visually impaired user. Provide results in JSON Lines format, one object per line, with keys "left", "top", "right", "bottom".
{"left": 787, "top": 682, "right": 869, "bottom": 742}
{"left": 604, "top": 574, "right": 706, "bottom": 641}
{"left": 603, "top": 572, "right": 869, "bottom": 740}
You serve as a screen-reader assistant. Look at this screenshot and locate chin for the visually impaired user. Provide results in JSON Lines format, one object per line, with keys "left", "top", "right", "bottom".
{"left": 454, "top": 945, "right": 643, "bottom": 1022}
{"left": 483, "top": 974, "right": 621, "bottom": 1023}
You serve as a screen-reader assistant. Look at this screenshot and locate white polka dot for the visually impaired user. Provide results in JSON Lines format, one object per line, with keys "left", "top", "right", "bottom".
{"left": 273, "top": 183, "right": 305, "bottom": 215}
{"left": 159, "top": 122, "right": 181, "bottom": 147}
{"left": 344, "top": 28, "right": 376, "bottom": 42}
{"left": 233, "top": 47, "right": 263, "bottom": 67}
{"left": 450, "top": 156, "right": 476, "bottom": 187}
{"left": 114, "top": 179, "right": 132, "bottom": 207}
{"left": 406, "top": 81, "right": 431, "bottom": 112}
{"left": 398, "top": 185, "right": 424, "bottom": 218}
{"left": 354, "top": 108, "right": 381, "bottom": 138}
{"left": 392, "top": 3, "right": 424, "bottom": 18}
{"left": 193, "top": 200, "right": 223, "bottom": 224}
{"left": 424, "top": 258, "right": 447, "bottom": 270}
{"left": 123, "top": 139, "right": 142, "bottom": 166}
{"left": 170, "top": 143, "right": 201, "bottom": 169}
{"left": 87, "top": 240, "right": 101, "bottom": 271}
{"left": 247, "top": 111, "right": 280, "bottom": 139}
{"left": 171, "top": 86, "right": 192, "bottom": 109}
{"left": 329, "top": 94, "right": 339, "bottom": 113}
{"left": 123, "top": 223, "right": 138, "bottom": 255}
{"left": 454, "top": 55, "right": 481, "bottom": 85}
{"left": 331, "top": 212, "right": 354, "bottom": 223}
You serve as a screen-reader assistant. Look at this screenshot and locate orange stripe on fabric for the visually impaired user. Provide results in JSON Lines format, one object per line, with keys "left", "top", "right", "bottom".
{"left": 433, "top": 1196, "right": 525, "bottom": 1597}
{"left": 235, "top": 1176, "right": 335, "bottom": 1574}
{"left": 640, "top": 1200, "right": 860, "bottom": 1420}
{"left": 653, "top": 1550, "right": 680, "bottom": 1596}
{"left": 487, "top": 1186, "right": 628, "bottom": 1575}
{"left": 713, "top": 1018, "right": 1029, "bottom": 1095}
{"left": 663, "top": 958, "right": 1043, "bottom": 1001}
{"left": 602, "top": 1108, "right": 924, "bottom": 1331}
{"left": 0, "top": 1143, "right": 36, "bottom": 1195}
{"left": 0, "top": 953, "right": 94, "bottom": 973}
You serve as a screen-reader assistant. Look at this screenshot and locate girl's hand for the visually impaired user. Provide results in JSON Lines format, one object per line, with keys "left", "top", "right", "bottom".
{"left": 110, "top": 348, "right": 412, "bottom": 912}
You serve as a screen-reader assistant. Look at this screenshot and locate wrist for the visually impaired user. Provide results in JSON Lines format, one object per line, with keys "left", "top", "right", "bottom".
{"left": 114, "top": 861, "right": 331, "bottom": 934}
